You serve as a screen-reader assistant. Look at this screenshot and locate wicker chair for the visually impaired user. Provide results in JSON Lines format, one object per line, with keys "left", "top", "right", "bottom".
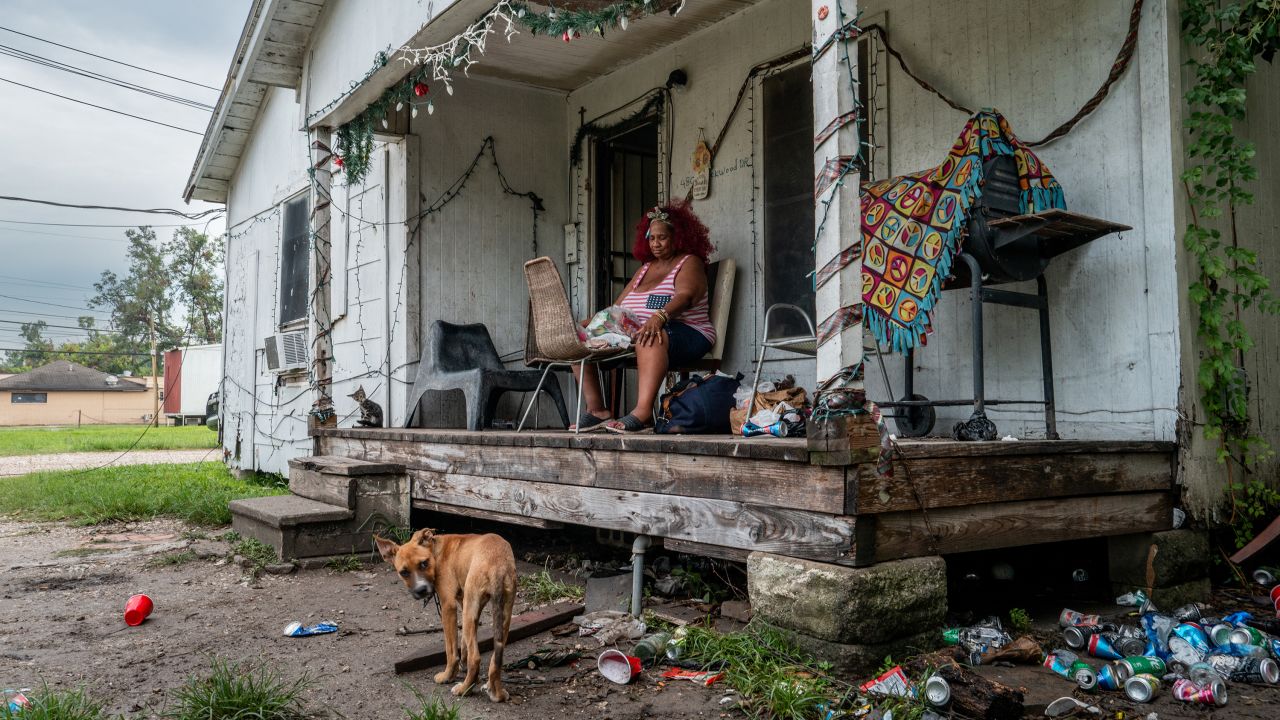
{"left": 517, "top": 257, "right": 633, "bottom": 432}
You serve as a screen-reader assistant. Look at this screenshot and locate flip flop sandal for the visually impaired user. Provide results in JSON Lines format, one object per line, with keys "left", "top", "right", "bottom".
{"left": 605, "top": 414, "right": 651, "bottom": 434}
{"left": 571, "top": 412, "right": 611, "bottom": 432}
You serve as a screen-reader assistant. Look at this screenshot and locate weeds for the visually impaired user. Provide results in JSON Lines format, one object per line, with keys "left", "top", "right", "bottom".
{"left": 0, "top": 685, "right": 107, "bottom": 720}
{"left": 326, "top": 554, "right": 363, "bottom": 572}
{"left": 166, "top": 657, "right": 312, "bottom": 720}
{"left": 234, "top": 537, "right": 277, "bottom": 570}
{"left": 518, "top": 569, "right": 584, "bottom": 605}
{"left": 1008, "top": 607, "right": 1032, "bottom": 634}
{"left": 181, "top": 529, "right": 210, "bottom": 541}
{"left": 147, "top": 550, "right": 198, "bottom": 569}
{"left": 401, "top": 685, "right": 460, "bottom": 720}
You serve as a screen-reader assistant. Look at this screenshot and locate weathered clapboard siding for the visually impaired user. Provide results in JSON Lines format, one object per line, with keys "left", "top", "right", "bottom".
{"left": 410, "top": 470, "right": 859, "bottom": 563}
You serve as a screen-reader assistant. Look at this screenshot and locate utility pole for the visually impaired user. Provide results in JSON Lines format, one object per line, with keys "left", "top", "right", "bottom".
{"left": 149, "top": 315, "right": 159, "bottom": 427}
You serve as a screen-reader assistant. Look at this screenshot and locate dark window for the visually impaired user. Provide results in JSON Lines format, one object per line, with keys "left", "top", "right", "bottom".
{"left": 279, "top": 195, "right": 311, "bottom": 325}
{"left": 762, "top": 64, "right": 817, "bottom": 339}
{"left": 11, "top": 392, "right": 47, "bottom": 404}
{"left": 594, "top": 122, "right": 659, "bottom": 308}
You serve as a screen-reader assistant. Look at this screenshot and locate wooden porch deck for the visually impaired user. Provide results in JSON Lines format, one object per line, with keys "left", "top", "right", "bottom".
{"left": 315, "top": 428, "right": 1176, "bottom": 566}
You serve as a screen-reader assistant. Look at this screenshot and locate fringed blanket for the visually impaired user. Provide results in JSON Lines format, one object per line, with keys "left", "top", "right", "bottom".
{"left": 861, "top": 110, "right": 1067, "bottom": 352}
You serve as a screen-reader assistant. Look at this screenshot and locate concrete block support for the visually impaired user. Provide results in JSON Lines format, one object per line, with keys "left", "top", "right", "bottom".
{"left": 1108, "top": 529, "right": 1211, "bottom": 605}
{"left": 748, "top": 552, "right": 946, "bottom": 671}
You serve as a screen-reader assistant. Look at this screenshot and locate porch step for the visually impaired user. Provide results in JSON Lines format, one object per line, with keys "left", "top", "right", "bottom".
{"left": 229, "top": 495, "right": 367, "bottom": 560}
{"left": 288, "top": 455, "right": 406, "bottom": 508}
{"left": 229, "top": 494, "right": 354, "bottom": 528}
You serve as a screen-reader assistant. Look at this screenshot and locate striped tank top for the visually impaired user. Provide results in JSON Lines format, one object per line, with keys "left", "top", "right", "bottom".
{"left": 619, "top": 255, "right": 716, "bottom": 345}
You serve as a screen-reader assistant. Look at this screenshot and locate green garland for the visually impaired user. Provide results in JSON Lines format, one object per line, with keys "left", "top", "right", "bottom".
{"left": 334, "top": 66, "right": 436, "bottom": 185}
{"left": 512, "top": 0, "right": 670, "bottom": 37}
{"left": 1181, "top": 0, "right": 1280, "bottom": 538}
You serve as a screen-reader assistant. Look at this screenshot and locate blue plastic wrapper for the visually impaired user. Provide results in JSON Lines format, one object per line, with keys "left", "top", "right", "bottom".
{"left": 1223, "top": 611, "right": 1253, "bottom": 626}
{"left": 282, "top": 621, "right": 338, "bottom": 637}
{"left": 1173, "top": 623, "right": 1212, "bottom": 654}
{"left": 1141, "top": 613, "right": 1172, "bottom": 659}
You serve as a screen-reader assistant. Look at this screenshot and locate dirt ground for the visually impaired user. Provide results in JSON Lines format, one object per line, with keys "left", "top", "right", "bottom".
{"left": 2, "top": 517, "right": 1279, "bottom": 719}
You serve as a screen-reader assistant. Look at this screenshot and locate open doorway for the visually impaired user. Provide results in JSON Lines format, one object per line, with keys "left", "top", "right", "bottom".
{"left": 593, "top": 121, "right": 659, "bottom": 309}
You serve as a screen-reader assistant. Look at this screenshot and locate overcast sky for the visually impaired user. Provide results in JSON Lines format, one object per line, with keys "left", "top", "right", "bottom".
{"left": 0, "top": 0, "right": 251, "bottom": 348}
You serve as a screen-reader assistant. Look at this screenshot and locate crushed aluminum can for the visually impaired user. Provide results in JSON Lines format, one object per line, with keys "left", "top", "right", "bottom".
{"left": 1087, "top": 634, "right": 1124, "bottom": 661}
{"left": 1207, "top": 655, "right": 1280, "bottom": 684}
{"left": 1208, "top": 622, "right": 1234, "bottom": 647}
{"left": 1172, "top": 623, "right": 1212, "bottom": 654}
{"left": 1113, "top": 656, "right": 1166, "bottom": 682}
{"left": 1064, "top": 624, "right": 1107, "bottom": 649}
{"left": 1123, "top": 674, "right": 1161, "bottom": 703}
{"left": 282, "top": 620, "right": 338, "bottom": 637}
{"left": 922, "top": 676, "right": 950, "bottom": 707}
{"left": 4, "top": 689, "right": 30, "bottom": 713}
{"left": 1097, "top": 663, "right": 1123, "bottom": 691}
{"left": 1171, "top": 603, "right": 1206, "bottom": 623}
{"left": 1229, "top": 626, "right": 1266, "bottom": 647}
{"left": 1172, "top": 677, "right": 1227, "bottom": 706}
{"left": 1072, "top": 662, "right": 1098, "bottom": 691}
{"left": 1188, "top": 661, "right": 1220, "bottom": 686}
{"left": 858, "top": 666, "right": 913, "bottom": 698}
{"left": 942, "top": 627, "right": 961, "bottom": 646}
{"left": 660, "top": 668, "right": 723, "bottom": 687}
{"left": 1060, "top": 609, "right": 1101, "bottom": 628}
{"left": 1044, "top": 653, "right": 1076, "bottom": 679}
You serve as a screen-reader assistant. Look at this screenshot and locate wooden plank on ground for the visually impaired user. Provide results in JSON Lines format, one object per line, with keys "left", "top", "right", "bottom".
{"left": 324, "top": 436, "right": 846, "bottom": 513}
{"left": 873, "top": 492, "right": 1175, "bottom": 561}
{"left": 410, "top": 470, "right": 858, "bottom": 563}
{"left": 394, "top": 602, "right": 584, "bottom": 674}
{"left": 851, "top": 451, "right": 1174, "bottom": 514}
{"left": 413, "top": 499, "right": 564, "bottom": 529}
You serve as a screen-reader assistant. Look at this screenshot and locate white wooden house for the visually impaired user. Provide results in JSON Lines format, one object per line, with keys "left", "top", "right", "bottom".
{"left": 186, "top": 0, "right": 1277, "bottom": 552}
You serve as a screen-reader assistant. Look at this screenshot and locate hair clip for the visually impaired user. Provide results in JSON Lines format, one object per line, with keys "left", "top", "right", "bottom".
{"left": 645, "top": 206, "right": 669, "bottom": 238}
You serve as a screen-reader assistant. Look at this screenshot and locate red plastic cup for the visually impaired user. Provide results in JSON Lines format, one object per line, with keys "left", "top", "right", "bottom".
{"left": 124, "top": 594, "right": 153, "bottom": 626}
{"left": 597, "top": 649, "right": 642, "bottom": 684}
{"left": 1271, "top": 584, "right": 1280, "bottom": 616}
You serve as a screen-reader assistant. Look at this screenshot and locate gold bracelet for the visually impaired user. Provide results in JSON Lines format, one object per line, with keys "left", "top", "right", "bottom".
{"left": 656, "top": 309, "right": 669, "bottom": 324}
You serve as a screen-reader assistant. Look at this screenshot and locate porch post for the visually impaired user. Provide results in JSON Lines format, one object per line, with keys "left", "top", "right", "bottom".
{"left": 810, "top": 2, "right": 863, "bottom": 389}
{"left": 308, "top": 127, "right": 337, "bottom": 432}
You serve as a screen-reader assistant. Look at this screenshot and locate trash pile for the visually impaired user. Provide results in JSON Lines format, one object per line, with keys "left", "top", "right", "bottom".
{"left": 594, "top": 627, "right": 726, "bottom": 687}
{"left": 732, "top": 377, "right": 810, "bottom": 438}
{"left": 935, "top": 570, "right": 1280, "bottom": 714}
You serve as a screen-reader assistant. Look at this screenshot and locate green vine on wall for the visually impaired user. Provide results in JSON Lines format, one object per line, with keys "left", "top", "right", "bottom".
{"left": 1181, "top": 0, "right": 1280, "bottom": 543}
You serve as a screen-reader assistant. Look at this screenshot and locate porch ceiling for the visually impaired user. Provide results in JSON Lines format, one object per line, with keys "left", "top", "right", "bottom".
{"left": 309, "top": 0, "right": 760, "bottom": 130}
{"left": 470, "top": 0, "right": 759, "bottom": 90}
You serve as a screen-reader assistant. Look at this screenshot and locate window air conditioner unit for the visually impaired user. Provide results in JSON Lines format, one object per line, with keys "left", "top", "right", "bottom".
{"left": 264, "top": 331, "right": 308, "bottom": 373}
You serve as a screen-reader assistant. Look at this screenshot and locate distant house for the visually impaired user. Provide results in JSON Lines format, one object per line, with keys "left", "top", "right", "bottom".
{"left": 0, "top": 360, "right": 161, "bottom": 426}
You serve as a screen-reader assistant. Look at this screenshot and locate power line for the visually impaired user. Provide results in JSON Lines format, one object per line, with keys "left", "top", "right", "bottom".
{"left": 0, "top": 273, "right": 96, "bottom": 291}
{"left": 0, "top": 75, "right": 204, "bottom": 135}
{"left": 0, "top": 195, "right": 223, "bottom": 219}
{"left": 0, "top": 43, "right": 214, "bottom": 111}
{"left": 0, "top": 319, "right": 122, "bottom": 333}
{"left": 0, "top": 346, "right": 150, "bottom": 357}
{"left": 0, "top": 308, "right": 109, "bottom": 321}
{"left": 0, "top": 24, "right": 220, "bottom": 91}
{"left": 0, "top": 218, "right": 198, "bottom": 229}
{"left": 0, "top": 292, "right": 103, "bottom": 313}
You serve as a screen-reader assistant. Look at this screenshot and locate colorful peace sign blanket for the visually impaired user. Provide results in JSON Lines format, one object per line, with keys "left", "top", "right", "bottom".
{"left": 860, "top": 110, "right": 1066, "bottom": 352}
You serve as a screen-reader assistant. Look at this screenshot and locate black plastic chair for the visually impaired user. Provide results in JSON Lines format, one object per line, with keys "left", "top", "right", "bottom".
{"left": 404, "top": 321, "right": 570, "bottom": 431}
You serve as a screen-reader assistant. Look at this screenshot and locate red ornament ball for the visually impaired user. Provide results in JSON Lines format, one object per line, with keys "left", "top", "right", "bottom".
{"left": 413, "top": 82, "right": 429, "bottom": 97}
{"left": 817, "top": 5, "right": 829, "bottom": 21}
{"left": 334, "top": 156, "right": 345, "bottom": 169}
{"left": 562, "top": 31, "right": 571, "bottom": 43}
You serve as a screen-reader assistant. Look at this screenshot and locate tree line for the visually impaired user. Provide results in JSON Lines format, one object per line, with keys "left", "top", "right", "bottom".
{"left": 1, "top": 226, "right": 223, "bottom": 376}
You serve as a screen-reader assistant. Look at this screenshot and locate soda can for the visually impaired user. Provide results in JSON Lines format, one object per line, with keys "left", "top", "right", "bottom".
{"left": 1064, "top": 624, "right": 1106, "bottom": 649}
{"left": 1113, "top": 624, "right": 1146, "bottom": 640}
{"left": 1114, "top": 656, "right": 1166, "bottom": 682}
{"left": 1173, "top": 623, "right": 1212, "bottom": 654}
{"left": 1208, "top": 655, "right": 1280, "bottom": 684}
{"left": 1060, "top": 608, "right": 1100, "bottom": 628}
{"left": 1253, "top": 566, "right": 1279, "bottom": 586}
{"left": 1115, "top": 637, "right": 1146, "bottom": 657}
{"left": 942, "top": 628, "right": 960, "bottom": 646}
{"left": 1272, "top": 584, "right": 1280, "bottom": 615}
{"left": 1188, "top": 661, "right": 1220, "bottom": 686}
{"left": 922, "top": 676, "right": 950, "bottom": 706}
{"left": 1172, "top": 677, "right": 1227, "bottom": 706}
{"left": 1208, "top": 623, "right": 1234, "bottom": 647}
{"left": 1074, "top": 665, "right": 1098, "bottom": 692}
{"left": 1043, "top": 653, "right": 1074, "bottom": 679}
{"left": 1229, "top": 626, "right": 1266, "bottom": 647}
{"left": 1087, "top": 634, "right": 1124, "bottom": 661}
{"left": 1096, "top": 663, "right": 1122, "bottom": 691}
{"left": 1171, "top": 603, "right": 1206, "bottom": 623}
{"left": 1123, "top": 674, "right": 1160, "bottom": 703}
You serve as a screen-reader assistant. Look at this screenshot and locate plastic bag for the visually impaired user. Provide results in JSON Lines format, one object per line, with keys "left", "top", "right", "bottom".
{"left": 581, "top": 305, "right": 642, "bottom": 344}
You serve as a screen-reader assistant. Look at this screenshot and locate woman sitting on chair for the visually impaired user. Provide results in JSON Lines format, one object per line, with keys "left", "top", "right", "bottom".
{"left": 573, "top": 200, "right": 717, "bottom": 433}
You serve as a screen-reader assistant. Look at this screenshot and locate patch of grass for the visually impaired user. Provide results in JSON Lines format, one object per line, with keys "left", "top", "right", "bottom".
{"left": 378, "top": 524, "right": 414, "bottom": 544}
{"left": 147, "top": 550, "right": 198, "bottom": 569}
{"left": 166, "top": 657, "right": 312, "bottom": 720}
{"left": 402, "top": 686, "right": 460, "bottom": 720}
{"left": 0, "top": 462, "right": 285, "bottom": 526}
{"left": 219, "top": 530, "right": 241, "bottom": 543}
{"left": 1008, "top": 607, "right": 1032, "bottom": 635}
{"left": 326, "top": 554, "right": 363, "bottom": 572}
{"left": 518, "top": 569, "right": 584, "bottom": 605}
{"left": 181, "top": 529, "right": 211, "bottom": 541}
{"left": 53, "top": 547, "right": 114, "bottom": 558}
{"left": 0, "top": 424, "right": 217, "bottom": 457}
{"left": 234, "top": 538, "right": 277, "bottom": 569}
{"left": 0, "top": 685, "right": 107, "bottom": 720}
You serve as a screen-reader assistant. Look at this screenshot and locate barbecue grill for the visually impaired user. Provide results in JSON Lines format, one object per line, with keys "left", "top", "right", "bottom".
{"left": 879, "top": 154, "right": 1131, "bottom": 441}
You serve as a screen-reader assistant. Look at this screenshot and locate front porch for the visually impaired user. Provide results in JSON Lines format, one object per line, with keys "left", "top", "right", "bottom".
{"left": 315, "top": 427, "right": 1176, "bottom": 566}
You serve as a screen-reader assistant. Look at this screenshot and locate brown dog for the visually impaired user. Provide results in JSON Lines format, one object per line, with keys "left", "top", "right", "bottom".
{"left": 374, "top": 529, "right": 516, "bottom": 702}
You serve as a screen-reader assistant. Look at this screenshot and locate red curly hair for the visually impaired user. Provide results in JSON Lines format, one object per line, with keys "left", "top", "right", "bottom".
{"left": 632, "top": 199, "right": 713, "bottom": 263}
